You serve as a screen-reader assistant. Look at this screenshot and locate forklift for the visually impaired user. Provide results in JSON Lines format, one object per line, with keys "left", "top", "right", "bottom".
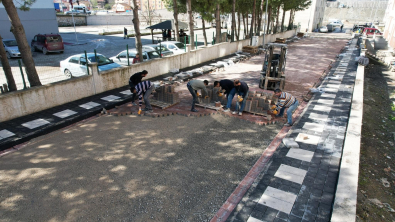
{"left": 259, "top": 43, "right": 287, "bottom": 90}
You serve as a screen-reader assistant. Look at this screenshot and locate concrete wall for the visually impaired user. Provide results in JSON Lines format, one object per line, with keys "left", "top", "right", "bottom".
{"left": 0, "top": 29, "right": 296, "bottom": 122}
{"left": 57, "top": 15, "right": 87, "bottom": 27}
{"left": 0, "top": 0, "right": 59, "bottom": 41}
{"left": 87, "top": 14, "right": 134, "bottom": 26}
{"left": 294, "top": 0, "right": 326, "bottom": 32}
{"left": 383, "top": 0, "right": 395, "bottom": 49}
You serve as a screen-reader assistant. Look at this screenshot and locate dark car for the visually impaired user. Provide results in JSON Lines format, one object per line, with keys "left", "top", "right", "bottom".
{"left": 142, "top": 44, "right": 174, "bottom": 57}
{"left": 31, "top": 33, "right": 64, "bottom": 55}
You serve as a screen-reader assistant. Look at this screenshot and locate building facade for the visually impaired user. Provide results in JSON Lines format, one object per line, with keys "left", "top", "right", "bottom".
{"left": 294, "top": 0, "right": 326, "bottom": 32}
{"left": 136, "top": 0, "right": 165, "bottom": 11}
{"left": 0, "top": 0, "right": 59, "bottom": 42}
{"left": 383, "top": 0, "right": 395, "bottom": 49}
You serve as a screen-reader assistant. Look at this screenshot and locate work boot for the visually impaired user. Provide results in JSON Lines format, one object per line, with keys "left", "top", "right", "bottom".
{"left": 232, "top": 111, "right": 237, "bottom": 115}
{"left": 238, "top": 112, "right": 242, "bottom": 116}
{"left": 142, "top": 107, "right": 150, "bottom": 111}
{"left": 284, "top": 123, "right": 293, "bottom": 127}
{"left": 191, "top": 108, "right": 198, "bottom": 112}
{"left": 145, "top": 109, "right": 153, "bottom": 113}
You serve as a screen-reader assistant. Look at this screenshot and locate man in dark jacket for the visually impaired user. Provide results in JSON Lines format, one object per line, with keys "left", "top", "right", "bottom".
{"left": 223, "top": 79, "right": 249, "bottom": 115}
{"left": 214, "top": 79, "right": 234, "bottom": 98}
{"left": 129, "top": 70, "right": 148, "bottom": 105}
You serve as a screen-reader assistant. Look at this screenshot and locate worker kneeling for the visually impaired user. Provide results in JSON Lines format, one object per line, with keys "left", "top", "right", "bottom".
{"left": 273, "top": 89, "right": 299, "bottom": 127}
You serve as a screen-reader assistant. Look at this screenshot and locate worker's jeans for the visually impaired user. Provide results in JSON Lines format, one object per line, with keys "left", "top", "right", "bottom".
{"left": 226, "top": 88, "right": 237, "bottom": 109}
{"left": 278, "top": 100, "right": 299, "bottom": 125}
{"left": 143, "top": 86, "right": 153, "bottom": 110}
{"left": 187, "top": 83, "right": 197, "bottom": 110}
{"left": 235, "top": 91, "right": 249, "bottom": 112}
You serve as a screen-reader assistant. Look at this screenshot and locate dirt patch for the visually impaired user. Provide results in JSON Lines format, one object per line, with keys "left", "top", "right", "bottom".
{"left": 357, "top": 59, "right": 395, "bottom": 222}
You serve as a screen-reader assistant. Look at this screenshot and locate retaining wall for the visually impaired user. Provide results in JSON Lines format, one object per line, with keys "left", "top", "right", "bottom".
{"left": 57, "top": 15, "right": 87, "bottom": 27}
{"left": 0, "top": 29, "right": 296, "bottom": 122}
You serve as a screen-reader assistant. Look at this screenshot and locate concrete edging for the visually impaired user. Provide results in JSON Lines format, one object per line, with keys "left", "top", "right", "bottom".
{"left": 331, "top": 64, "right": 364, "bottom": 221}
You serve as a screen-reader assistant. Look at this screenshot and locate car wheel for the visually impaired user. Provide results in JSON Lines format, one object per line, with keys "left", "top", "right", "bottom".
{"left": 60, "top": 51, "right": 64, "bottom": 54}
{"left": 64, "top": 69, "right": 72, "bottom": 78}
{"left": 6, "top": 52, "right": 11, "bottom": 59}
{"left": 43, "top": 48, "right": 48, "bottom": 55}
{"left": 31, "top": 46, "right": 37, "bottom": 52}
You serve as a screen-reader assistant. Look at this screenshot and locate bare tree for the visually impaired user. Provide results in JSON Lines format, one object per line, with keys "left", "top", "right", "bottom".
{"left": 131, "top": 0, "right": 143, "bottom": 62}
{"left": 0, "top": 35, "right": 17, "bottom": 91}
{"left": 1, "top": 0, "right": 41, "bottom": 87}
{"left": 249, "top": 0, "right": 256, "bottom": 43}
{"left": 215, "top": 4, "right": 221, "bottom": 43}
{"left": 231, "top": 0, "right": 236, "bottom": 42}
{"left": 172, "top": 0, "right": 180, "bottom": 42}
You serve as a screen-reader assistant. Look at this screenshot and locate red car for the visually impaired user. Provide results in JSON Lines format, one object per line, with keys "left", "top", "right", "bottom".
{"left": 362, "top": 28, "right": 382, "bottom": 37}
{"left": 31, "top": 34, "right": 64, "bottom": 55}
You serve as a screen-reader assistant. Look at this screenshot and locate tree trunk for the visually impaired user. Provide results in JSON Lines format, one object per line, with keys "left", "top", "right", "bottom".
{"left": 267, "top": 6, "right": 272, "bottom": 34}
{"left": 255, "top": 13, "right": 260, "bottom": 34}
{"left": 257, "top": 0, "right": 264, "bottom": 33}
{"left": 172, "top": 0, "right": 180, "bottom": 42}
{"left": 215, "top": 4, "right": 221, "bottom": 44}
{"left": 202, "top": 19, "right": 207, "bottom": 46}
{"left": 187, "top": 0, "right": 194, "bottom": 47}
{"left": 0, "top": 35, "right": 17, "bottom": 92}
{"left": 242, "top": 13, "right": 246, "bottom": 38}
{"left": 281, "top": 7, "right": 286, "bottom": 32}
{"left": 274, "top": 4, "right": 280, "bottom": 34}
{"left": 231, "top": 0, "right": 236, "bottom": 42}
{"left": 2, "top": 0, "right": 41, "bottom": 87}
{"left": 249, "top": 0, "right": 256, "bottom": 42}
{"left": 132, "top": 0, "right": 143, "bottom": 62}
{"left": 288, "top": 9, "right": 294, "bottom": 30}
{"left": 237, "top": 11, "right": 241, "bottom": 41}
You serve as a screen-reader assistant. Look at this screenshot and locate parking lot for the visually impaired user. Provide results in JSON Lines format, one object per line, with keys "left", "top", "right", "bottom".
{"left": 1, "top": 26, "right": 221, "bottom": 90}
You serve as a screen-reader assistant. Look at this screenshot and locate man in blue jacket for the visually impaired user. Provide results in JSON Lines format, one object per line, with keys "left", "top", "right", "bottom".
{"left": 223, "top": 79, "right": 249, "bottom": 116}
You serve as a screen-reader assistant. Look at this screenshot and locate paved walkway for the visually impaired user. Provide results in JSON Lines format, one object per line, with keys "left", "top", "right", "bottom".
{"left": 221, "top": 38, "right": 358, "bottom": 222}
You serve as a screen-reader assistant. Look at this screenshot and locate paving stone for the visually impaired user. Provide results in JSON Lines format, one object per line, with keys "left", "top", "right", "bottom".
{"left": 288, "top": 215, "right": 302, "bottom": 222}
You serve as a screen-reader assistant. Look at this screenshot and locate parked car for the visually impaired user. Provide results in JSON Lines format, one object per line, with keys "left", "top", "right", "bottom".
{"left": 2, "top": 39, "right": 20, "bottom": 59}
{"left": 362, "top": 28, "right": 382, "bottom": 37}
{"left": 329, "top": 20, "right": 343, "bottom": 27}
{"left": 60, "top": 53, "right": 121, "bottom": 78}
{"left": 319, "top": 26, "right": 328, "bottom": 33}
{"left": 160, "top": 41, "right": 186, "bottom": 55}
{"left": 31, "top": 33, "right": 64, "bottom": 55}
{"left": 142, "top": 44, "right": 174, "bottom": 57}
{"left": 110, "top": 49, "right": 160, "bottom": 65}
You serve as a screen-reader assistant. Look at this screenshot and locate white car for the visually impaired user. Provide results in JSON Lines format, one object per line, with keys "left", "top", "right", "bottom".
{"left": 160, "top": 41, "right": 186, "bottom": 55}
{"left": 60, "top": 53, "right": 121, "bottom": 78}
{"left": 319, "top": 26, "right": 328, "bottom": 33}
{"left": 110, "top": 49, "right": 160, "bottom": 66}
{"left": 2, "top": 39, "right": 21, "bottom": 59}
{"left": 329, "top": 21, "right": 343, "bottom": 27}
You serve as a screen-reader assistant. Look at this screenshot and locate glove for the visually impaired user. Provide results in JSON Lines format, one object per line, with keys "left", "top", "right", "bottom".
{"left": 270, "top": 105, "right": 277, "bottom": 110}
{"left": 272, "top": 110, "right": 278, "bottom": 115}
{"left": 138, "top": 108, "right": 142, "bottom": 115}
{"left": 238, "top": 95, "right": 243, "bottom": 102}
{"left": 197, "top": 92, "right": 200, "bottom": 97}
{"left": 218, "top": 92, "right": 223, "bottom": 97}
{"left": 204, "top": 96, "right": 209, "bottom": 99}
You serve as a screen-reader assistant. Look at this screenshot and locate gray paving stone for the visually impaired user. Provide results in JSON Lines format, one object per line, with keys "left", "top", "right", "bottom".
{"left": 288, "top": 215, "right": 303, "bottom": 222}
{"left": 262, "top": 207, "right": 278, "bottom": 222}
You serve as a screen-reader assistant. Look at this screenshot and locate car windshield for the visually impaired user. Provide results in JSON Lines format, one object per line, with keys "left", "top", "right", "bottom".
{"left": 46, "top": 36, "right": 62, "bottom": 42}
{"left": 148, "top": 51, "right": 160, "bottom": 59}
{"left": 155, "top": 46, "right": 169, "bottom": 51}
{"left": 4, "top": 40, "right": 18, "bottom": 47}
{"left": 88, "top": 55, "right": 113, "bottom": 65}
{"left": 174, "top": 43, "right": 185, "bottom": 49}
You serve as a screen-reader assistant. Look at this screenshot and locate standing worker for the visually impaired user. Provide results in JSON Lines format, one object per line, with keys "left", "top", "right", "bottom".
{"left": 132, "top": 80, "right": 154, "bottom": 114}
{"left": 124, "top": 27, "right": 128, "bottom": 39}
{"left": 187, "top": 79, "right": 209, "bottom": 112}
{"left": 340, "top": 24, "right": 343, "bottom": 31}
{"left": 273, "top": 89, "right": 299, "bottom": 127}
{"left": 129, "top": 70, "right": 148, "bottom": 105}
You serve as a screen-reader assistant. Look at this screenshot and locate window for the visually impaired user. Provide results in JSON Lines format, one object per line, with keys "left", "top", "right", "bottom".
{"left": 69, "top": 57, "right": 80, "bottom": 64}
{"left": 147, "top": 51, "right": 160, "bottom": 59}
{"left": 168, "top": 44, "right": 175, "bottom": 49}
{"left": 3, "top": 40, "right": 18, "bottom": 47}
{"left": 118, "top": 51, "right": 127, "bottom": 58}
{"left": 46, "top": 36, "right": 62, "bottom": 42}
{"left": 80, "top": 57, "right": 87, "bottom": 65}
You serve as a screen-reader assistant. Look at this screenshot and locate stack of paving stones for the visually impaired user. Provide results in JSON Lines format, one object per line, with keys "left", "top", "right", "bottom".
{"left": 152, "top": 85, "right": 180, "bottom": 105}
{"left": 225, "top": 38, "right": 358, "bottom": 222}
{"left": 244, "top": 91, "right": 277, "bottom": 115}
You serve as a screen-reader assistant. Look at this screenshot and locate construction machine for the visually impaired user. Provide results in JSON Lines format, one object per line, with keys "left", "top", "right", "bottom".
{"left": 259, "top": 43, "right": 287, "bottom": 90}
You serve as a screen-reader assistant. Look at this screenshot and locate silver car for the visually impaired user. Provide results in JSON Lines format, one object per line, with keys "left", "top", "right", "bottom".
{"left": 3, "top": 39, "right": 21, "bottom": 59}
{"left": 110, "top": 49, "right": 160, "bottom": 66}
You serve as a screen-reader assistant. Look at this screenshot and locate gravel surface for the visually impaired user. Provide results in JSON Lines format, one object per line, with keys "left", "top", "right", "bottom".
{"left": 0, "top": 114, "right": 281, "bottom": 221}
